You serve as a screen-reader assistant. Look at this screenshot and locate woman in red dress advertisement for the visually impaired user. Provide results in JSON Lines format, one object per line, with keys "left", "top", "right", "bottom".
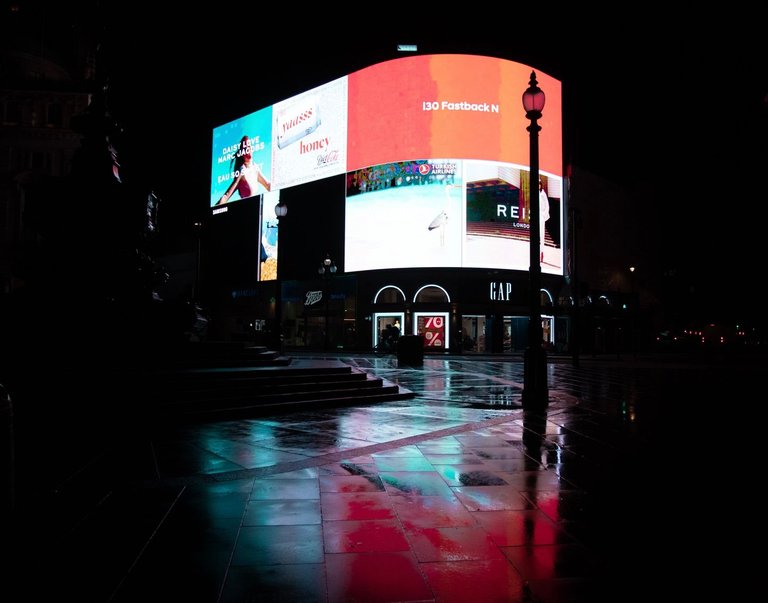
{"left": 216, "top": 135, "right": 271, "bottom": 204}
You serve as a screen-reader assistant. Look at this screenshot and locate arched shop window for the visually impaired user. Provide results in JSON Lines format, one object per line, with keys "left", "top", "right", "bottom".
{"left": 373, "top": 285, "right": 406, "bottom": 304}
{"left": 413, "top": 284, "right": 450, "bottom": 303}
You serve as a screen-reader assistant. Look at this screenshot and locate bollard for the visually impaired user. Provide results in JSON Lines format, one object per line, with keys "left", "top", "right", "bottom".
{"left": 397, "top": 335, "right": 424, "bottom": 366}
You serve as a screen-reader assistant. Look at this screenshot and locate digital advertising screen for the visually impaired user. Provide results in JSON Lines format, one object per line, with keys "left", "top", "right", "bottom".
{"left": 346, "top": 55, "right": 561, "bottom": 176}
{"left": 344, "top": 160, "right": 563, "bottom": 274}
{"left": 345, "top": 159, "right": 463, "bottom": 272}
{"left": 210, "top": 106, "right": 273, "bottom": 207}
{"left": 259, "top": 191, "right": 280, "bottom": 281}
{"left": 462, "top": 161, "right": 563, "bottom": 274}
{"left": 210, "top": 54, "right": 563, "bottom": 275}
{"left": 271, "top": 77, "right": 348, "bottom": 191}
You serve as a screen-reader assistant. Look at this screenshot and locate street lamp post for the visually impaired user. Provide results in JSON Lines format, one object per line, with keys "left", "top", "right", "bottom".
{"left": 522, "top": 71, "right": 549, "bottom": 410}
{"left": 570, "top": 205, "right": 581, "bottom": 368}
{"left": 273, "top": 201, "right": 287, "bottom": 352}
{"left": 318, "top": 253, "right": 337, "bottom": 351}
{"left": 629, "top": 266, "right": 636, "bottom": 357}
{"left": 192, "top": 221, "right": 202, "bottom": 301}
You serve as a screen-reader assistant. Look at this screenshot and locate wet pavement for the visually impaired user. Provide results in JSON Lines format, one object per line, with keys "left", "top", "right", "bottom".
{"left": 5, "top": 351, "right": 763, "bottom": 602}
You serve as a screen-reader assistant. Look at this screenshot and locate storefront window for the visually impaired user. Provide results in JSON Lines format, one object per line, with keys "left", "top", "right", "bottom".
{"left": 414, "top": 312, "right": 449, "bottom": 350}
{"left": 461, "top": 315, "right": 486, "bottom": 352}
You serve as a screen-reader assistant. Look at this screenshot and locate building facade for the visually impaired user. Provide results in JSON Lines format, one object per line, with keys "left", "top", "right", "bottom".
{"left": 203, "top": 54, "right": 596, "bottom": 355}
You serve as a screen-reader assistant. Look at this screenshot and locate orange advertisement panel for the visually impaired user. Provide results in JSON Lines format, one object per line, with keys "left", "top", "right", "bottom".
{"left": 347, "top": 55, "right": 561, "bottom": 176}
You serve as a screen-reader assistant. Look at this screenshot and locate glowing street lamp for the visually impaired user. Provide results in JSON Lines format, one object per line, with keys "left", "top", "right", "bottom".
{"left": 318, "top": 253, "right": 337, "bottom": 277}
{"left": 522, "top": 71, "right": 549, "bottom": 410}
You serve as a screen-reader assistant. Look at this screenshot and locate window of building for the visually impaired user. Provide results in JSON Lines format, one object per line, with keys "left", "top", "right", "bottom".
{"left": 373, "top": 285, "right": 405, "bottom": 304}
{"left": 31, "top": 151, "right": 47, "bottom": 170}
{"left": 413, "top": 284, "right": 450, "bottom": 303}
{"left": 3, "top": 101, "right": 22, "bottom": 125}
{"left": 46, "top": 103, "right": 62, "bottom": 127}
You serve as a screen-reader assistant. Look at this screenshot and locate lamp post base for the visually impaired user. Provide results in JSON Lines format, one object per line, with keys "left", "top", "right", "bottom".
{"left": 522, "top": 346, "right": 549, "bottom": 410}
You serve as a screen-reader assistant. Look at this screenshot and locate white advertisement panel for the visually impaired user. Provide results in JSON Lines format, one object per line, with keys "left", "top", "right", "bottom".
{"left": 270, "top": 77, "right": 348, "bottom": 191}
{"left": 344, "top": 159, "right": 563, "bottom": 275}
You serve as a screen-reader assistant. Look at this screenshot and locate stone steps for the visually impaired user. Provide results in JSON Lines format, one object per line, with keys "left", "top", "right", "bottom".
{"left": 139, "top": 345, "right": 415, "bottom": 421}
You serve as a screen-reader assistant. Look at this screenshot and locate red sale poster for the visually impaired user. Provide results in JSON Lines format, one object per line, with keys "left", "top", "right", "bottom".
{"left": 417, "top": 314, "right": 446, "bottom": 348}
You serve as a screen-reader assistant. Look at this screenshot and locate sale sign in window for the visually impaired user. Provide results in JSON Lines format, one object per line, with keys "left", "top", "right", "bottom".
{"left": 416, "top": 313, "right": 449, "bottom": 349}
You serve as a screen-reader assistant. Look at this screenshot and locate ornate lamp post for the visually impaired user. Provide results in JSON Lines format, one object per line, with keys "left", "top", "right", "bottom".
{"left": 318, "top": 253, "right": 337, "bottom": 351}
{"left": 273, "top": 201, "right": 287, "bottom": 351}
{"left": 522, "top": 71, "right": 549, "bottom": 410}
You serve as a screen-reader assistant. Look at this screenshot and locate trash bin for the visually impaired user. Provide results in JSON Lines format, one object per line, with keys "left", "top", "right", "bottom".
{"left": 397, "top": 335, "right": 424, "bottom": 366}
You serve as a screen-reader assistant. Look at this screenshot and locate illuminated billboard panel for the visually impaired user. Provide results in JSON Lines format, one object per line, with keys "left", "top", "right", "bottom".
{"left": 344, "top": 160, "right": 563, "bottom": 275}
{"left": 271, "top": 77, "right": 348, "bottom": 191}
{"left": 210, "top": 55, "right": 561, "bottom": 202}
{"left": 346, "top": 55, "right": 561, "bottom": 176}
{"left": 258, "top": 191, "right": 280, "bottom": 281}
{"left": 345, "top": 160, "right": 463, "bottom": 272}
{"left": 210, "top": 106, "right": 273, "bottom": 206}
{"left": 462, "top": 162, "right": 562, "bottom": 274}
{"left": 210, "top": 54, "right": 563, "bottom": 275}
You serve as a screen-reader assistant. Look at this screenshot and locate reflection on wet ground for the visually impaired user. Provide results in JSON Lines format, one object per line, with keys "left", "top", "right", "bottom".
{"left": 7, "top": 352, "right": 764, "bottom": 602}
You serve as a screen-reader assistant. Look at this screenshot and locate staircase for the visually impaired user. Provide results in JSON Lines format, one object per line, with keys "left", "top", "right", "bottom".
{"left": 141, "top": 343, "right": 415, "bottom": 421}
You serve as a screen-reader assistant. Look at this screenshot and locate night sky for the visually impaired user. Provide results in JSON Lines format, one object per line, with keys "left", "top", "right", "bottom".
{"left": 7, "top": 3, "right": 768, "bottom": 327}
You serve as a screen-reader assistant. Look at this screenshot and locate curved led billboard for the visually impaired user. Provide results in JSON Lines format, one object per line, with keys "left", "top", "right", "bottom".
{"left": 210, "top": 54, "right": 563, "bottom": 275}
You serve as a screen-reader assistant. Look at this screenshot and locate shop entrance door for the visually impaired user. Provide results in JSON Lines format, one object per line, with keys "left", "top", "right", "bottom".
{"left": 373, "top": 313, "right": 404, "bottom": 349}
{"left": 461, "top": 315, "right": 486, "bottom": 353}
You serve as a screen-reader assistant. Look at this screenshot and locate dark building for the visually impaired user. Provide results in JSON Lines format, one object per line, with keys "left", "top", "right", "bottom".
{"left": 0, "top": 10, "right": 93, "bottom": 296}
{"left": 0, "top": 3, "right": 203, "bottom": 361}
